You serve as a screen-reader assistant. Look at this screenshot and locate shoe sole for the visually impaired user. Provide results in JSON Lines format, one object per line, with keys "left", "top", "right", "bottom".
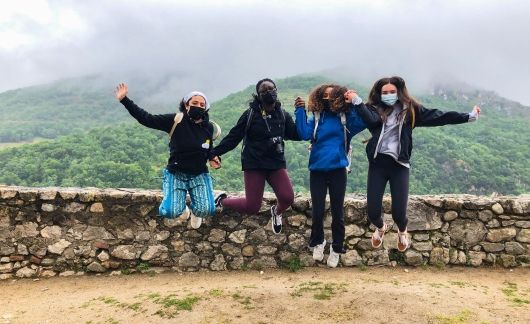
{"left": 371, "top": 239, "right": 383, "bottom": 249}
{"left": 313, "top": 254, "right": 324, "bottom": 262}
{"left": 270, "top": 206, "right": 282, "bottom": 234}
{"left": 327, "top": 261, "right": 339, "bottom": 268}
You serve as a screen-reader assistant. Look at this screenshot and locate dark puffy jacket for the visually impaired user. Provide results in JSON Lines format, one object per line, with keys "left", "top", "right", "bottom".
{"left": 210, "top": 100, "right": 300, "bottom": 170}
{"left": 121, "top": 97, "right": 214, "bottom": 175}
{"left": 353, "top": 103, "right": 470, "bottom": 163}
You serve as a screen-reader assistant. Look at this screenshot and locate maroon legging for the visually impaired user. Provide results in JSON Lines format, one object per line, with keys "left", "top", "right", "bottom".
{"left": 222, "top": 169, "right": 294, "bottom": 215}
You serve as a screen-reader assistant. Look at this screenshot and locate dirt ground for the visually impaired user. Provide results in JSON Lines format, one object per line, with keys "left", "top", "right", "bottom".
{"left": 1, "top": 267, "right": 529, "bottom": 324}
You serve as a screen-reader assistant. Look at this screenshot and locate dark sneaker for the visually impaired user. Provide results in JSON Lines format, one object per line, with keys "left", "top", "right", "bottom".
{"left": 271, "top": 205, "right": 282, "bottom": 234}
{"left": 214, "top": 192, "right": 227, "bottom": 208}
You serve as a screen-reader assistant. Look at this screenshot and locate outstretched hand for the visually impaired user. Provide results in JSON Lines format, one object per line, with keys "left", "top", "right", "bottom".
{"left": 115, "top": 83, "right": 128, "bottom": 101}
{"left": 294, "top": 96, "right": 305, "bottom": 109}
{"left": 472, "top": 105, "right": 481, "bottom": 116}
{"left": 209, "top": 156, "right": 221, "bottom": 169}
{"left": 344, "top": 90, "right": 358, "bottom": 103}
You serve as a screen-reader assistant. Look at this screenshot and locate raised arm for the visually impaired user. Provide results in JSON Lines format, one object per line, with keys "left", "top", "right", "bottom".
{"left": 343, "top": 90, "right": 367, "bottom": 135}
{"left": 283, "top": 111, "right": 301, "bottom": 141}
{"left": 344, "top": 89, "right": 382, "bottom": 129}
{"left": 115, "top": 83, "right": 173, "bottom": 132}
{"left": 293, "top": 97, "right": 315, "bottom": 141}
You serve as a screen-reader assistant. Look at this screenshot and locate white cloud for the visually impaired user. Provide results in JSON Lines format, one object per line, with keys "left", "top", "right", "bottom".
{"left": 0, "top": 0, "right": 529, "bottom": 104}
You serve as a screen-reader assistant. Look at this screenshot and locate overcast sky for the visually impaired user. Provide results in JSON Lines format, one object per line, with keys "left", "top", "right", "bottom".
{"left": 1, "top": 0, "right": 530, "bottom": 104}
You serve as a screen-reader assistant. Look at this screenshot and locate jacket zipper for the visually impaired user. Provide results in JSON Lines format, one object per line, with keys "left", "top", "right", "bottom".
{"left": 373, "top": 122, "right": 385, "bottom": 159}
{"left": 397, "top": 109, "right": 406, "bottom": 157}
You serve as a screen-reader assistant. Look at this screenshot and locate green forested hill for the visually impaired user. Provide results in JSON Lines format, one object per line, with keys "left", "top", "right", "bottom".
{"left": 0, "top": 75, "right": 528, "bottom": 195}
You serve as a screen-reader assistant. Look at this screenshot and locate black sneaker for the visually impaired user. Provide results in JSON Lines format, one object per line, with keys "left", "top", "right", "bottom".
{"left": 214, "top": 192, "right": 227, "bottom": 208}
{"left": 271, "top": 205, "right": 282, "bottom": 234}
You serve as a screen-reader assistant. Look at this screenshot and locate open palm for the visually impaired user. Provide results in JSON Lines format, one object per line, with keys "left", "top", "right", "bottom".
{"left": 115, "top": 83, "right": 128, "bottom": 101}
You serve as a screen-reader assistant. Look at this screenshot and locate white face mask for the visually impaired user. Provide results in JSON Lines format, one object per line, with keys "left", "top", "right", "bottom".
{"left": 381, "top": 93, "right": 398, "bottom": 106}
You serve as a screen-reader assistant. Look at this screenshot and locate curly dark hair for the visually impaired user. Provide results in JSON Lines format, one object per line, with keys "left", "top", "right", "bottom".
{"left": 308, "top": 84, "right": 350, "bottom": 113}
{"left": 308, "top": 84, "right": 338, "bottom": 112}
{"left": 329, "top": 85, "right": 350, "bottom": 113}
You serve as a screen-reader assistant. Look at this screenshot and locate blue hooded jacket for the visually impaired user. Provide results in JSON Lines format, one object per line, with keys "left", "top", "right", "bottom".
{"left": 295, "top": 104, "right": 366, "bottom": 171}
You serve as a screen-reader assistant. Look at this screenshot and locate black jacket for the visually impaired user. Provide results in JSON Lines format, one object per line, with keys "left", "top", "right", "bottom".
{"left": 120, "top": 96, "right": 214, "bottom": 175}
{"left": 353, "top": 103, "right": 470, "bottom": 164}
{"left": 210, "top": 100, "right": 300, "bottom": 170}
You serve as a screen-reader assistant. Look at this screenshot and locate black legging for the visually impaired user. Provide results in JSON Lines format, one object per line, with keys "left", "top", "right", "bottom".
{"left": 367, "top": 154, "right": 409, "bottom": 232}
{"left": 309, "top": 168, "right": 347, "bottom": 253}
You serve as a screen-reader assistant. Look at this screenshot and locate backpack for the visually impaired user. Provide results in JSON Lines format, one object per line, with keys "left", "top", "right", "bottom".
{"left": 168, "top": 113, "right": 221, "bottom": 142}
{"left": 312, "top": 111, "right": 353, "bottom": 174}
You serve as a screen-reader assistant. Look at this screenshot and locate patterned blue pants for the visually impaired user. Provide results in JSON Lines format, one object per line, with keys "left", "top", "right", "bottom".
{"left": 158, "top": 169, "right": 216, "bottom": 219}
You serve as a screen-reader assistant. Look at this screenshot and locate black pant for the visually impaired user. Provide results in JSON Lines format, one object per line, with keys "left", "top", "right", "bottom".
{"left": 309, "top": 168, "right": 347, "bottom": 253}
{"left": 367, "top": 154, "right": 409, "bottom": 232}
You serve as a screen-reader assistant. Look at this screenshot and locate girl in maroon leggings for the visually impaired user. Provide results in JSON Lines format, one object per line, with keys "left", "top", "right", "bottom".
{"left": 209, "top": 78, "right": 300, "bottom": 234}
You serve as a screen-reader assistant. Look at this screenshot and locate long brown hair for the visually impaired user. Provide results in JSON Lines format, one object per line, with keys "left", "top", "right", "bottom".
{"left": 308, "top": 84, "right": 349, "bottom": 113}
{"left": 367, "top": 76, "right": 420, "bottom": 127}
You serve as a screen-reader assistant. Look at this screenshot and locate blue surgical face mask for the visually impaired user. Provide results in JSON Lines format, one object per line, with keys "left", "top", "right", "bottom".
{"left": 381, "top": 93, "right": 398, "bottom": 106}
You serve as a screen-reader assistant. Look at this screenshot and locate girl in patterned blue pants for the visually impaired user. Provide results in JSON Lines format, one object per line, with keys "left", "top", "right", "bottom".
{"left": 116, "top": 83, "right": 220, "bottom": 228}
{"left": 159, "top": 169, "right": 216, "bottom": 220}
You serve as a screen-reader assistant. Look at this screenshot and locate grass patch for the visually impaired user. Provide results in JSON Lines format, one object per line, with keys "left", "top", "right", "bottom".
{"left": 232, "top": 292, "right": 254, "bottom": 309}
{"left": 126, "top": 302, "right": 142, "bottom": 311}
{"left": 136, "top": 262, "right": 151, "bottom": 272}
{"left": 283, "top": 255, "right": 304, "bottom": 272}
{"left": 429, "top": 283, "right": 449, "bottom": 289}
{"left": 151, "top": 294, "right": 201, "bottom": 318}
{"left": 449, "top": 281, "right": 474, "bottom": 288}
{"left": 433, "top": 309, "right": 473, "bottom": 324}
{"left": 501, "top": 282, "right": 530, "bottom": 306}
{"left": 208, "top": 289, "right": 224, "bottom": 297}
{"left": 157, "top": 295, "right": 199, "bottom": 310}
{"left": 388, "top": 249, "right": 406, "bottom": 265}
{"left": 291, "top": 281, "right": 347, "bottom": 300}
{"left": 146, "top": 292, "right": 161, "bottom": 300}
{"left": 97, "top": 296, "right": 120, "bottom": 305}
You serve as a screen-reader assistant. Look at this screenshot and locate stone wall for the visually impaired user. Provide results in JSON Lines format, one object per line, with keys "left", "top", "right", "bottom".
{"left": 1, "top": 186, "right": 529, "bottom": 279}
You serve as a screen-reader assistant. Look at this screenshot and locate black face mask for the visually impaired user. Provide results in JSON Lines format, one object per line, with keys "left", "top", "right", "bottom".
{"left": 322, "top": 99, "right": 331, "bottom": 111}
{"left": 187, "top": 106, "right": 207, "bottom": 121}
{"left": 259, "top": 90, "right": 277, "bottom": 105}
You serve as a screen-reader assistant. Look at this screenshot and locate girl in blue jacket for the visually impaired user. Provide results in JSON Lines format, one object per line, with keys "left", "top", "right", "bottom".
{"left": 294, "top": 84, "right": 366, "bottom": 267}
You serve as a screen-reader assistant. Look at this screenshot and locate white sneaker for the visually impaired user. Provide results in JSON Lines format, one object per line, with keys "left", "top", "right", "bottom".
{"left": 179, "top": 206, "right": 191, "bottom": 220}
{"left": 312, "top": 239, "right": 326, "bottom": 262}
{"left": 327, "top": 246, "right": 340, "bottom": 268}
{"left": 190, "top": 210, "right": 202, "bottom": 229}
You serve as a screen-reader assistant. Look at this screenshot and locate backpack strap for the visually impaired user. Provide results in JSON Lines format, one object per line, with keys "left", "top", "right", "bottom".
{"left": 168, "top": 113, "right": 184, "bottom": 139}
{"left": 340, "top": 112, "right": 353, "bottom": 174}
{"left": 242, "top": 108, "right": 254, "bottom": 149}
{"left": 312, "top": 111, "right": 321, "bottom": 141}
{"left": 211, "top": 121, "right": 222, "bottom": 140}
{"left": 411, "top": 106, "right": 416, "bottom": 129}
